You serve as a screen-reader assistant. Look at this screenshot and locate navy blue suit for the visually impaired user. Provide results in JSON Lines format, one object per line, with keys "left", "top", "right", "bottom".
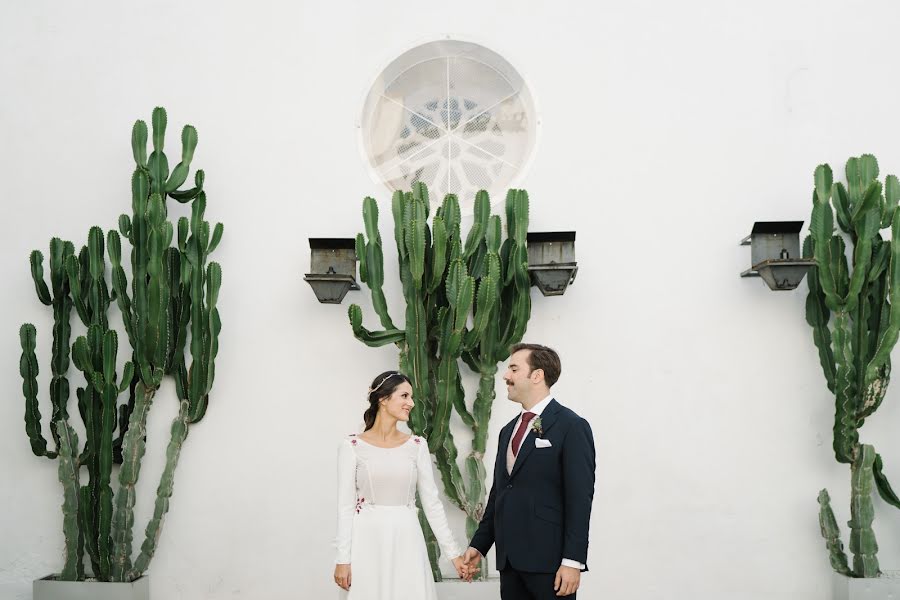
{"left": 470, "top": 399, "right": 595, "bottom": 598}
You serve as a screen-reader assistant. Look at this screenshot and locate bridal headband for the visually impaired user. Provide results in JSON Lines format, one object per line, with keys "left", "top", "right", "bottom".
{"left": 368, "top": 371, "right": 402, "bottom": 395}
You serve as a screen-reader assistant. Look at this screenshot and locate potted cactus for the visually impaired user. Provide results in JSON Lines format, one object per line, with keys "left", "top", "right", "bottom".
{"left": 804, "top": 155, "right": 900, "bottom": 597}
{"left": 21, "top": 107, "right": 223, "bottom": 599}
{"left": 348, "top": 183, "right": 531, "bottom": 589}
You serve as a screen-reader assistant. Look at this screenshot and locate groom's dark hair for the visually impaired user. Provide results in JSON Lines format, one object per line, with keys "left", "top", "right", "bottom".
{"left": 509, "top": 343, "right": 561, "bottom": 387}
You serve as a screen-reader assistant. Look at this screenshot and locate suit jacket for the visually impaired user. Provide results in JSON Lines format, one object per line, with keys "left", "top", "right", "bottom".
{"left": 470, "top": 399, "right": 596, "bottom": 573}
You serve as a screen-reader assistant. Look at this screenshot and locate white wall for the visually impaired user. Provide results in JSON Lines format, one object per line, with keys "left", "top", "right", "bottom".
{"left": 3, "top": 1, "right": 900, "bottom": 598}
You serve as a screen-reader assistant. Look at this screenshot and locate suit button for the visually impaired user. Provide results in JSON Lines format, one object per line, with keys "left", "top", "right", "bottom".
{"left": 506, "top": 484, "right": 512, "bottom": 489}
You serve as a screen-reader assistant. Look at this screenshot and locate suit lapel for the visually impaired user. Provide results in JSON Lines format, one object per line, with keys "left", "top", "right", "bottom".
{"left": 509, "top": 399, "right": 561, "bottom": 480}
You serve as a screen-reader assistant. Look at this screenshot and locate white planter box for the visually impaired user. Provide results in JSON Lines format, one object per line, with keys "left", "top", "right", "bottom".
{"left": 33, "top": 575, "right": 149, "bottom": 600}
{"left": 833, "top": 571, "right": 900, "bottom": 600}
{"left": 436, "top": 578, "right": 501, "bottom": 600}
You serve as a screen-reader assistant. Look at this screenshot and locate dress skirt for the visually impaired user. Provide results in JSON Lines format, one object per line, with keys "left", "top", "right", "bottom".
{"left": 340, "top": 504, "right": 438, "bottom": 600}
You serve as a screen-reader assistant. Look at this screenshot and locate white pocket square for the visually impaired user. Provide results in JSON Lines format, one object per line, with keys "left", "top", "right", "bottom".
{"left": 535, "top": 438, "right": 552, "bottom": 448}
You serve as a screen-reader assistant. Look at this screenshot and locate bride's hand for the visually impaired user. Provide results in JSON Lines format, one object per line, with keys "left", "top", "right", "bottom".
{"left": 334, "top": 563, "right": 351, "bottom": 590}
{"left": 452, "top": 556, "right": 479, "bottom": 581}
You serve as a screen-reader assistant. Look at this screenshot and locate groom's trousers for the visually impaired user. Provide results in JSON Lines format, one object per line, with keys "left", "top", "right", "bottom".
{"left": 500, "top": 563, "right": 576, "bottom": 600}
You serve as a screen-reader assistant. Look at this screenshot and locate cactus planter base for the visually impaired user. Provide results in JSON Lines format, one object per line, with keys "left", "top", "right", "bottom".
{"left": 34, "top": 575, "right": 148, "bottom": 600}
{"left": 833, "top": 571, "right": 900, "bottom": 600}
{"left": 436, "top": 578, "right": 501, "bottom": 599}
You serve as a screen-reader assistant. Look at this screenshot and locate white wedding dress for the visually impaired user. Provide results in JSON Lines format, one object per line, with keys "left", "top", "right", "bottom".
{"left": 334, "top": 434, "right": 461, "bottom": 600}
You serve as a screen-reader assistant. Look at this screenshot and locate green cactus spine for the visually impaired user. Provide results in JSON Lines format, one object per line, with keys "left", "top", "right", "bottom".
{"left": 349, "top": 183, "right": 531, "bottom": 580}
{"left": 806, "top": 155, "right": 900, "bottom": 576}
{"left": 18, "top": 107, "right": 221, "bottom": 582}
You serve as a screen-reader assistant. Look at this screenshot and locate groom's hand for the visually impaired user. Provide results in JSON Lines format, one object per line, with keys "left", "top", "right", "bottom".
{"left": 554, "top": 565, "right": 580, "bottom": 596}
{"left": 461, "top": 547, "right": 483, "bottom": 582}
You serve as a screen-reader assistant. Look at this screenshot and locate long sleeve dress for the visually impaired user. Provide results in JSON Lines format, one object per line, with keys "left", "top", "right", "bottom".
{"left": 334, "top": 434, "right": 461, "bottom": 600}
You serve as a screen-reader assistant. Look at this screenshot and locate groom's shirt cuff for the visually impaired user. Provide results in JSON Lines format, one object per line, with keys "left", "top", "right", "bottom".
{"left": 561, "top": 558, "right": 585, "bottom": 570}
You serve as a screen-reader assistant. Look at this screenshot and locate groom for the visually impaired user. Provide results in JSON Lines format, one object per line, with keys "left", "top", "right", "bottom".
{"left": 463, "top": 343, "right": 596, "bottom": 598}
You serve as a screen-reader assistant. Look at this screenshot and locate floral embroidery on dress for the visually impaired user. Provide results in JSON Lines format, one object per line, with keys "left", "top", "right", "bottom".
{"left": 413, "top": 436, "right": 422, "bottom": 445}
{"left": 355, "top": 497, "right": 365, "bottom": 513}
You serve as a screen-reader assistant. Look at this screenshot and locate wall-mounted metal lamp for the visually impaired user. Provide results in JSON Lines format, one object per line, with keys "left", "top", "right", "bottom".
{"left": 304, "top": 238, "right": 360, "bottom": 304}
{"left": 740, "top": 221, "right": 815, "bottom": 291}
{"left": 526, "top": 231, "right": 578, "bottom": 296}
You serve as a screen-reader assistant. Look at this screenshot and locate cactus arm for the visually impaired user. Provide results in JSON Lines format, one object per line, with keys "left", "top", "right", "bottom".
{"left": 865, "top": 210, "right": 900, "bottom": 386}
{"left": 185, "top": 196, "right": 210, "bottom": 416}
{"left": 20, "top": 323, "right": 56, "bottom": 458}
{"left": 98, "top": 373, "right": 117, "bottom": 580}
{"left": 29, "top": 250, "right": 52, "bottom": 306}
{"left": 57, "top": 421, "right": 83, "bottom": 580}
{"left": 867, "top": 240, "right": 890, "bottom": 284}
{"left": 849, "top": 444, "right": 880, "bottom": 577}
{"left": 147, "top": 195, "right": 174, "bottom": 366}
{"left": 110, "top": 382, "right": 154, "bottom": 581}
{"left": 186, "top": 262, "right": 221, "bottom": 423}
{"left": 434, "top": 432, "right": 467, "bottom": 511}
{"left": 147, "top": 107, "right": 169, "bottom": 196}
{"left": 165, "top": 125, "right": 198, "bottom": 193}
{"left": 429, "top": 356, "right": 459, "bottom": 453}
{"left": 463, "top": 191, "right": 489, "bottom": 260}
{"left": 846, "top": 157, "right": 863, "bottom": 213}
{"left": 406, "top": 198, "right": 427, "bottom": 288}
{"left": 66, "top": 255, "right": 92, "bottom": 331}
{"left": 427, "top": 217, "right": 448, "bottom": 293}
{"left": 347, "top": 304, "right": 405, "bottom": 346}
{"left": 130, "top": 400, "right": 190, "bottom": 579}
{"left": 859, "top": 263, "right": 889, "bottom": 420}
{"left": 391, "top": 190, "right": 407, "bottom": 260}
{"left": 803, "top": 236, "right": 836, "bottom": 392}
{"left": 131, "top": 120, "right": 148, "bottom": 168}
{"left": 131, "top": 171, "right": 150, "bottom": 377}
{"left": 883, "top": 175, "right": 900, "bottom": 228}
{"left": 361, "top": 196, "right": 396, "bottom": 329}
{"left": 207, "top": 223, "right": 224, "bottom": 255}
{"left": 844, "top": 183, "right": 882, "bottom": 313}
{"left": 403, "top": 294, "right": 430, "bottom": 426}
{"left": 108, "top": 231, "right": 135, "bottom": 344}
{"left": 817, "top": 489, "right": 852, "bottom": 576}
{"left": 832, "top": 313, "right": 859, "bottom": 463}
{"left": 873, "top": 453, "right": 900, "bottom": 510}
{"left": 47, "top": 238, "right": 72, "bottom": 299}
{"left": 119, "top": 214, "right": 132, "bottom": 241}
{"left": 168, "top": 169, "right": 205, "bottom": 203}
{"left": 355, "top": 233, "right": 368, "bottom": 284}
{"left": 73, "top": 327, "right": 105, "bottom": 579}
{"left": 430, "top": 275, "right": 473, "bottom": 452}
{"left": 468, "top": 275, "right": 498, "bottom": 341}
{"left": 861, "top": 155, "right": 880, "bottom": 185}
{"left": 812, "top": 166, "right": 844, "bottom": 311}
{"left": 832, "top": 182, "right": 853, "bottom": 235}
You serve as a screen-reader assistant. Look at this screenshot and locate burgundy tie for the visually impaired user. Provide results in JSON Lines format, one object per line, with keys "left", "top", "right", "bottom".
{"left": 511, "top": 412, "right": 536, "bottom": 456}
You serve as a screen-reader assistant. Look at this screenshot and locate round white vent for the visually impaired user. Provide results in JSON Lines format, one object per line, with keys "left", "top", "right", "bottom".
{"left": 360, "top": 39, "right": 538, "bottom": 214}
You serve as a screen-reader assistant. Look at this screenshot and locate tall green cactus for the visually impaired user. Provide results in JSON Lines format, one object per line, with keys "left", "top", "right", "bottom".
{"left": 18, "top": 107, "right": 222, "bottom": 582}
{"left": 805, "top": 155, "right": 900, "bottom": 577}
{"left": 349, "top": 183, "right": 532, "bottom": 579}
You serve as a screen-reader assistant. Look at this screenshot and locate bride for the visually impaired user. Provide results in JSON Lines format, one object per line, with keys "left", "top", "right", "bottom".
{"left": 333, "top": 371, "right": 475, "bottom": 598}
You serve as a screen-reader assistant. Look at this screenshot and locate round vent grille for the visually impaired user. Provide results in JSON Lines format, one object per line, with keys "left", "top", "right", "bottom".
{"left": 360, "top": 39, "right": 538, "bottom": 214}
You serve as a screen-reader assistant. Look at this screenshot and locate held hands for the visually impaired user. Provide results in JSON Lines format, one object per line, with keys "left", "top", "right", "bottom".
{"left": 554, "top": 565, "right": 581, "bottom": 596}
{"left": 455, "top": 547, "right": 483, "bottom": 582}
{"left": 334, "top": 563, "right": 351, "bottom": 591}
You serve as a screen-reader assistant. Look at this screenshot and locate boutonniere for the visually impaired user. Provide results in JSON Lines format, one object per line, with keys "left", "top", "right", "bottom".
{"left": 530, "top": 416, "right": 543, "bottom": 438}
